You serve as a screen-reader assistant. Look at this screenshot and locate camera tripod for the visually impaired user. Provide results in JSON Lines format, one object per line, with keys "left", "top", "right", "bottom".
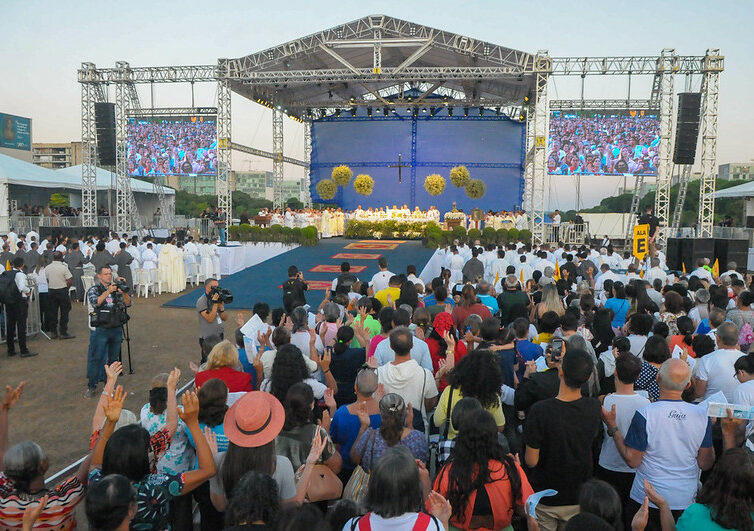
{"left": 118, "top": 308, "right": 134, "bottom": 374}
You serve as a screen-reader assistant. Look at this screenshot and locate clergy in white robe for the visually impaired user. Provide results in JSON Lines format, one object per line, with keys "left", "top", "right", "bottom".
{"left": 210, "top": 239, "right": 221, "bottom": 279}
{"left": 320, "top": 210, "right": 331, "bottom": 238}
{"left": 141, "top": 244, "right": 158, "bottom": 271}
{"left": 199, "top": 240, "right": 214, "bottom": 281}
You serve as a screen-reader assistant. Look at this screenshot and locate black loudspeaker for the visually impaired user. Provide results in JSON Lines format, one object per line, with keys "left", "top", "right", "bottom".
{"left": 94, "top": 102, "right": 117, "bottom": 166}
{"left": 673, "top": 93, "right": 702, "bottom": 165}
{"left": 666, "top": 238, "right": 748, "bottom": 272}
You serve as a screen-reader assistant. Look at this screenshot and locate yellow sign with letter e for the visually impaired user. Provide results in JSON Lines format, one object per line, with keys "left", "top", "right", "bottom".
{"left": 633, "top": 224, "right": 650, "bottom": 260}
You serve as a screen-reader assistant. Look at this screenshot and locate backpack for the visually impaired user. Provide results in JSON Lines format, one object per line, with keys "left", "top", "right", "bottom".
{"left": 739, "top": 321, "right": 754, "bottom": 350}
{"left": 0, "top": 270, "right": 21, "bottom": 305}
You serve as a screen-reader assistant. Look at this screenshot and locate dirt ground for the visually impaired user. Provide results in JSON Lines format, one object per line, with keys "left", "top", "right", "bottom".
{"left": 1, "top": 291, "right": 245, "bottom": 476}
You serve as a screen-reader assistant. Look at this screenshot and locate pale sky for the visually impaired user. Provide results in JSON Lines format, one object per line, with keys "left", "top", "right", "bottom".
{"left": 1, "top": 0, "right": 752, "bottom": 181}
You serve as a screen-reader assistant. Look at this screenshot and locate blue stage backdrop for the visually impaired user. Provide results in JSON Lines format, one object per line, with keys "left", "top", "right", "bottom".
{"left": 310, "top": 107, "right": 525, "bottom": 212}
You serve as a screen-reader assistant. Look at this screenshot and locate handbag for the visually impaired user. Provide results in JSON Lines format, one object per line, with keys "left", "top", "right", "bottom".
{"left": 304, "top": 464, "right": 343, "bottom": 502}
{"left": 343, "top": 430, "right": 377, "bottom": 503}
{"left": 429, "top": 386, "right": 454, "bottom": 478}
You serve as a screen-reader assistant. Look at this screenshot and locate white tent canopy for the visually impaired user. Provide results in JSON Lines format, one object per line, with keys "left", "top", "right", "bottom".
{"left": 0, "top": 153, "right": 174, "bottom": 195}
{"left": 713, "top": 181, "right": 754, "bottom": 199}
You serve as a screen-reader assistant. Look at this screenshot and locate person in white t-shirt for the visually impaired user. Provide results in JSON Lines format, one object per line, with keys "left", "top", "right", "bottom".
{"left": 689, "top": 259, "right": 713, "bottom": 283}
{"left": 602, "top": 359, "right": 715, "bottom": 525}
{"left": 376, "top": 327, "right": 438, "bottom": 428}
{"left": 733, "top": 353, "right": 754, "bottom": 452}
{"left": 597, "top": 353, "right": 650, "bottom": 510}
{"left": 693, "top": 322, "right": 745, "bottom": 402}
{"left": 719, "top": 261, "right": 743, "bottom": 282}
{"left": 369, "top": 256, "right": 394, "bottom": 295}
{"left": 645, "top": 257, "right": 667, "bottom": 286}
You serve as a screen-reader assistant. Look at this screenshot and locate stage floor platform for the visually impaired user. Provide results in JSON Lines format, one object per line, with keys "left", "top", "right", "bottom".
{"left": 164, "top": 238, "right": 436, "bottom": 310}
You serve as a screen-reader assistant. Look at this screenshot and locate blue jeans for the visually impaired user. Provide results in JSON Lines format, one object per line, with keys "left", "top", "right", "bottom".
{"left": 218, "top": 227, "right": 227, "bottom": 245}
{"left": 87, "top": 327, "right": 123, "bottom": 389}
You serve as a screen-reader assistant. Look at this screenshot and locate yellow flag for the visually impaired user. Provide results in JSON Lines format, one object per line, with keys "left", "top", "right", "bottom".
{"left": 639, "top": 268, "right": 644, "bottom": 278}
{"left": 682, "top": 262, "right": 686, "bottom": 275}
{"left": 711, "top": 259, "right": 719, "bottom": 277}
{"left": 494, "top": 271, "right": 499, "bottom": 287}
{"left": 553, "top": 260, "right": 561, "bottom": 281}
{"left": 520, "top": 269, "right": 524, "bottom": 284}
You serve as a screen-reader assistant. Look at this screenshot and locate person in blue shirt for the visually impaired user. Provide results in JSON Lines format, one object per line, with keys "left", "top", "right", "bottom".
{"left": 605, "top": 282, "right": 630, "bottom": 329}
{"left": 511, "top": 317, "right": 543, "bottom": 382}
{"left": 234, "top": 328, "right": 258, "bottom": 390}
{"left": 476, "top": 281, "right": 499, "bottom": 315}
{"left": 329, "top": 369, "right": 381, "bottom": 480}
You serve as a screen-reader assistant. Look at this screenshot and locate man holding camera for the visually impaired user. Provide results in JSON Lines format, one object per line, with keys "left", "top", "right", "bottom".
{"left": 196, "top": 278, "right": 228, "bottom": 363}
{"left": 84, "top": 265, "right": 131, "bottom": 398}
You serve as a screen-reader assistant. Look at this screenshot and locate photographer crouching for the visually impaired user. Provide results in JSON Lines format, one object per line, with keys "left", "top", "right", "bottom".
{"left": 196, "top": 278, "right": 233, "bottom": 363}
{"left": 84, "top": 265, "right": 131, "bottom": 398}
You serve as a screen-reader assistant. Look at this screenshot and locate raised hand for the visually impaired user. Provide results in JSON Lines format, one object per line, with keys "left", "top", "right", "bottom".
{"left": 442, "top": 330, "right": 456, "bottom": 352}
{"left": 22, "top": 494, "right": 48, "bottom": 530}
{"left": 357, "top": 305, "right": 368, "bottom": 322}
{"left": 278, "top": 313, "right": 287, "bottom": 328}
{"left": 405, "top": 403, "right": 414, "bottom": 429}
{"left": 374, "top": 383, "right": 386, "bottom": 401}
{"left": 189, "top": 361, "right": 201, "bottom": 374}
{"left": 601, "top": 404, "right": 617, "bottom": 429}
{"left": 643, "top": 480, "right": 668, "bottom": 509}
{"left": 720, "top": 407, "right": 746, "bottom": 436}
{"left": 323, "top": 387, "right": 336, "bottom": 409}
{"left": 306, "top": 428, "right": 325, "bottom": 465}
{"left": 365, "top": 356, "right": 378, "bottom": 369}
{"left": 104, "top": 362, "right": 122, "bottom": 384}
{"left": 524, "top": 360, "right": 537, "bottom": 378}
{"left": 1, "top": 382, "right": 25, "bottom": 411}
{"left": 319, "top": 348, "right": 331, "bottom": 372}
{"left": 103, "top": 386, "right": 126, "bottom": 424}
{"left": 203, "top": 426, "right": 218, "bottom": 455}
{"left": 426, "top": 491, "right": 452, "bottom": 524}
{"left": 631, "top": 496, "right": 649, "bottom": 531}
{"left": 235, "top": 312, "right": 248, "bottom": 328}
{"left": 167, "top": 367, "right": 181, "bottom": 390}
{"left": 356, "top": 401, "right": 371, "bottom": 427}
{"left": 178, "top": 391, "right": 200, "bottom": 425}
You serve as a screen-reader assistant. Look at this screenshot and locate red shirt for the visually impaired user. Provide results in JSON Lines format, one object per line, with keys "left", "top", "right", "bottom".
{"left": 195, "top": 366, "right": 253, "bottom": 392}
{"left": 451, "top": 304, "right": 492, "bottom": 329}
{"left": 426, "top": 336, "right": 468, "bottom": 392}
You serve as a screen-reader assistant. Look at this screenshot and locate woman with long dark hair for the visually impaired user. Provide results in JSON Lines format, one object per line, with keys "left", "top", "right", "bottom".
{"left": 434, "top": 409, "right": 533, "bottom": 530}
{"left": 451, "top": 284, "right": 491, "bottom": 329}
{"left": 433, "top": 350, "right": 505, "bottom": 439}
{"left": 659, "top": 290, "right": 686, "bottom": 336}
{"left": 676, "top": 448, "right": 754, "bottom": 530}
{"left": 223, "top": 471, "right": 280, "bottom": 530}
{"left": 591, "top": 308, "right": 616, "bottom": 356}
{"left": 396, "top": 278, "right": 420, "bottom": 309}
{"left": 605, "top": 281, "right": 630, "bottom": 330}
{"left": 260, "top": 344, "right": 336, "bottom": 403}
{"left": 669, "top": 316, "right": 697, "bottom": 358}
{"left": 327, "top": 324, "right": 370, "bottom": 406}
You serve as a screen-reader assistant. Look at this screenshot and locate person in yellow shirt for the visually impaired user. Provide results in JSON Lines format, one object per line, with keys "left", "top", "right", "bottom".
{"left": 532, "top": 311, "right": 561, "bottom": 347}
{"left": 433, "top": 350, "right": 505, "bottom": 439}
{"left": 374, "top": 275, "right": 402, "bottom": 309}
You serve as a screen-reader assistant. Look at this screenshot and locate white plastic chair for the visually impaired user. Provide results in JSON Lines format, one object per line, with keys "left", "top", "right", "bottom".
{"left": 150, "top": 268, "right": 165, "bottom": 296}
{"left": 81, "top": 276, "right": 95, "bottom": 306}
{"left": 134, "top": 269, "right": 149, "bottom": 298}
{"left": 190, "top": 262, "right": 202, "bottom": 287}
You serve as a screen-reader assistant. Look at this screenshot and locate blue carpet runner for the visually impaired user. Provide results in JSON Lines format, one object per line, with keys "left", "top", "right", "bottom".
{"left": 163, "top": 238, "right": 435, "bottom": 310}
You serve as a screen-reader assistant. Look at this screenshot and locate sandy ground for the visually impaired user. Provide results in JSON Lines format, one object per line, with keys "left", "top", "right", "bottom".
{"left": 1, "top": 290, "right": 245, "bottom": 476}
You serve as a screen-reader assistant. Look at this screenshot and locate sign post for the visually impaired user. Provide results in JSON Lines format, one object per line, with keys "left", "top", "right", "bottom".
{"left": 633, "top": 224, "right": 650, "bottom": 260}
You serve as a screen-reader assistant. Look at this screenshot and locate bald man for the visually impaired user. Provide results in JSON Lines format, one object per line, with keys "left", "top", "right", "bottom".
{"left": 602, "top": 359, "right": 714, "bottom": 530}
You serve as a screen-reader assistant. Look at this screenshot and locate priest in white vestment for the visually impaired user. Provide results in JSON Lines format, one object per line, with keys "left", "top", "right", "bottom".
{"left": 199, "top": 240, "right": 214, "bottom": 281}
{"left": 210, "top": 238, "right": 221, "bottom": 279}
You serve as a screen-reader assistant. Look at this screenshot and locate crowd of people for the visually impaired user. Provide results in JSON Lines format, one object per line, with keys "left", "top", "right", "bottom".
{"left": 127, "top": 119, "right": 218, "bottom": 177}
{"left": 3, "top": 228, "right": 753, "bottom": 531}
{"left": 10, "top": 204, "right": 83, "bottom": 218}
{"left": 548, "top": 114, "right": 661, "bottom": 176}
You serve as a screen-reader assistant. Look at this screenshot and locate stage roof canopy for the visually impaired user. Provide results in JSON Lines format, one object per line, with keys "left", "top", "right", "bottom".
{"left": 226, "top": 14, "right": 537, "bottom": 117}
{"left": 712, "top": 180, "right": 754, "bottom": 199}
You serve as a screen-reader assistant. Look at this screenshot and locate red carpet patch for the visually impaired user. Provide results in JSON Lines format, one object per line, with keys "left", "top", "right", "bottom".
{"left": 331, "top": 253, "right": 382, "bottom": 260}
{"left": 358, "top": 240, "right": 406, "bottom": 244}
{"left": 345, "top": 242, "right": 400, "bottom": 250}
{"left": 309, "top": 264, "right": 366, "bottom": 273}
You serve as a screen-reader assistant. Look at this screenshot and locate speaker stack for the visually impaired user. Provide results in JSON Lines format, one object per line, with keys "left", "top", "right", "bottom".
{"left": 673, "top": 93, "right": 702, "bottom": 165}
{"left": 666, "top": 238, "right": 748, "bottom": 272}
{"left": 94, "top": 102, "right": 117, "bottom": 167}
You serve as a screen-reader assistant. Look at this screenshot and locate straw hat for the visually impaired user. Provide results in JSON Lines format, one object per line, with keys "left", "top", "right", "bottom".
{"left": 223, "top": 391, "right": 284, "bottom": 447}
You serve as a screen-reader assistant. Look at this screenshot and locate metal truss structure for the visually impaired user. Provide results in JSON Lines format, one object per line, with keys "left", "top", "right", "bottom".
{"left": 653, "top": 49, "right": 677, "bottom": 246}
{"left": 697, "top": 49, "right": 723, "bottom": 237}
{"left": 80, "top": 63, "right": 101, "bottom": 227}
{"left": 624, "top": 174, "right": 647, "bottom": 243}
{"left": 303, "top": 122, "right": 312, "bottom": 206}
{"left": 217, "top": 80, "right": 232, "bottom": 218}
{"left": 671, "top": 165, "right": 693, "bottom": 234}
{"left": 79, "top": 15, "right": 721, "bottom": 237}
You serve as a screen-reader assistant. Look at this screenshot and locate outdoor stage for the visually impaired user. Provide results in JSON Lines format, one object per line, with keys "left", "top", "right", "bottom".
{"left": 165, "top": 238, "right": 436, "bottom": 310}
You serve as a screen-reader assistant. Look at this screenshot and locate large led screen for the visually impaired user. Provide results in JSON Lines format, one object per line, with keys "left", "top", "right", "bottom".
{"left": 127, "top": 115, "right": 217, "bottom": 177}
{"left": 548, "top": 110, "right": 660, "bottom": 176}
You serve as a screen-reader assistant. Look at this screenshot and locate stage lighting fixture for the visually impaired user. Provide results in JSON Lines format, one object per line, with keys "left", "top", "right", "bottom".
{"left": 422, "top": 108, "right": 427, "bottom": 113}
{"left": 276, "top": 105, "right": 281, "bottom": 110}
{"left": 350, "top": 108, "right": 356, "bottom": 117}
{"left": 413, "top": 108, "right": 419, "bottom": 117}
{"left": 464, "top": 107, "right": 469, "bottom": 117}
{"left": 448, "top": 107, "right": 453, "bottom": 116}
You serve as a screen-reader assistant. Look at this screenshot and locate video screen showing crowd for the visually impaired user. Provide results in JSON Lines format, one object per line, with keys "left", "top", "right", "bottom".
{"left": 2, "top": 223, "right": 753, "bottom": 531}
{"left": 549, "top": 110, "right": 660, "bottom": 176}
{"left": 127, "top": 116, "right": 217, "bottom": 177}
